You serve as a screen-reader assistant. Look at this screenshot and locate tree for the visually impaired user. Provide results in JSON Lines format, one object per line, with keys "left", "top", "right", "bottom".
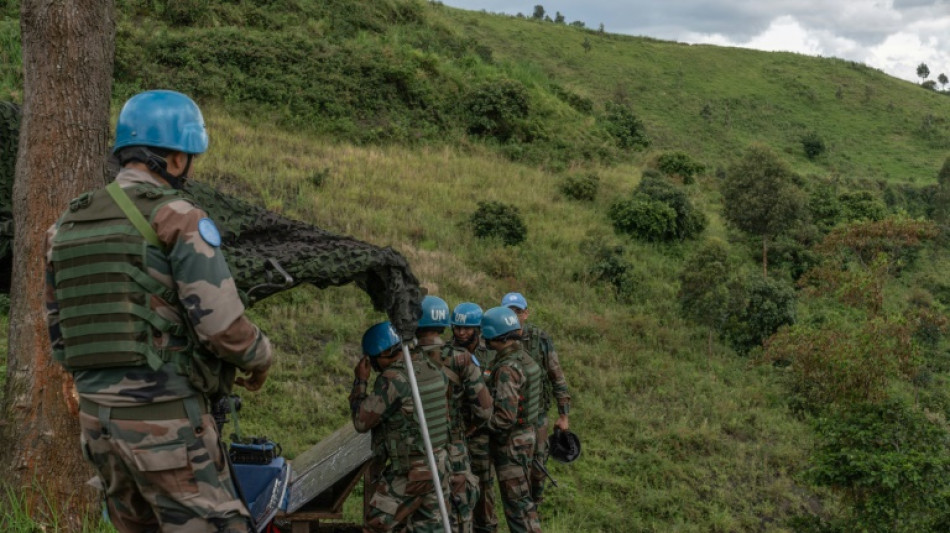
{"left": 678, "top": 238, "right": 731, "bottom": 354}
{"left": 582, "top": 37, "right": 591, "bottom": 53}
{"left": 554, "top": 11, "right": 564, "bottom": 24}
{"left": 939, "top": 73, "right": 948, "bottom": 90}
{"left": 917, "top": 62, "right": 930, "bottom": 82}
{"left": 1, "top": 0, "right": 115, "bottom": 526}
{"left": 721, "top": 144, "right": 807, "bottom": 278}
{"left": 532, "top": 4, "right": 545, "bottom": 19}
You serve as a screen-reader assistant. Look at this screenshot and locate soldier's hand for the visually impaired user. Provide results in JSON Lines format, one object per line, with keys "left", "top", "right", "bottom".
{"left": 235, "top": 366, "right": 269, "bottom": 392}
{"left": 555, "top": 413, "right": 569, "bottom": 431}
{"left": 355, "top": 356, "right": 371, "bottom": 381}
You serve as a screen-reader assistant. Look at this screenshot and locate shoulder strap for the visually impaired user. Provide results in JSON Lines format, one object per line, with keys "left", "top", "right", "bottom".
{"left": 105, "top": 182, "right": 162, "bottom": 249}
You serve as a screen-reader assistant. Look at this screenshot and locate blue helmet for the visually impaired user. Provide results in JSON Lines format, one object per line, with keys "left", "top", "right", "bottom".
{"left": 481, "top": 307, "right": 522, "bottom": 340}
{"left": 114, "top": 90, "right": 209, "bottom": 154}
{"left": 418, "top": 295, "right": 450, "bottom": 328}
{"left": 501, "top": 292, "right": 528, "bottom": 310}
{"left": 452, "top": 302, "right": 483, "bottom": 327}
{"left": 362, "top": 321, "right": 401, "bottom": 357}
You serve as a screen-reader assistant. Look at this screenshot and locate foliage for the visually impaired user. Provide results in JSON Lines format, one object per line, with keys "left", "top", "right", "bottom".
{"left": 581, "top": 243, "right": 632, "bottom": 295}
{"left": 634, "top": 171, "right": 707, "bottom": 239}
{"left": 801, "top": 131, "right": 826, "bottom": 160}
{"left": 722, "top": 144, "right": 807, "bottom": 239}
{"left": 463, "top": 78, "right": 531, "bottom": 142}
{"left": 559, "top": 172, "right": 600, "bottom": 201}
{"left": 656, "top": 151, "right": 705, "bottom": 184}
{"left": 678, "top": 238, "right": 730, "bottom": 332}
{"left": 722, "top": 276, "right": 797, "bottom": 355}
{"left": 917, "top": 62, "right": 931, "bottom": 81}
{"left": 838, "top": 190, "right": 886, "bottom": 222}
{"left": 722, "top": 144, "right": 808, "bottom": 275}
{"left": 607, "top": 196, "right": 676, "bottom": 242}
{"left": 469, "top": 200, "right": 527, "bottom": 245}
{"left": 764, "top": 314, "right": 918, "bottom": 410}
{"left": 806, "top": 400, "right": 950, "bottom": 532}
{"left": 602, "top": 101, "right": 650, "bottom": 150}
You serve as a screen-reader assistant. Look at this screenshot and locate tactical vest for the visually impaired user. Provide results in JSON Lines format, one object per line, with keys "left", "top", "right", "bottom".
{"left": 383, "top": 356, "right": 450, "bottom": 474}
{"left": 490, "top": 343, "right": 541, "bottom": 429}
{"left": 523, "top": 323, "right": 554, "bottom": 413}
{"left": 438, "top": 344, "right": 472, "bottom": 442}
{"left": 50, "top": 184, "right": 186, "bottom": 372}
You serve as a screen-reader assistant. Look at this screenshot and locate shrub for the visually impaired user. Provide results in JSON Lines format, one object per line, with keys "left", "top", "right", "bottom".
{"left": 656, "top": 151, "right": 705, "bottom": 184}
{"left": 801, "top": 131, "right": 826, "bottom": 160}
{"left": 463, "top": 78, "right": 530, "bottom": 142}
{"left": 584, "top": 245, "right": 630, "bottom": 294}
{"left": 806, "top": 400, "right": 950, "bottom": 531}
{"left": 469, "top": 201, "right": 527, "bottom": 245}
{"left": 559, "top": 173, "right": 599, "bottom": 201}
{"left": 602, "top": 101, "right": 650, "bottom": 150}
{"left": 607, "top": 197, "right": 676, "bottom": 242}
{"left": 635, "top": 173, "right": 707, "bottom": 240}
{"left": 722, "top": 276, "right": 796, "bottom": 355}
{"left": 838, "top": 191, "right": 886, "bottom": 222}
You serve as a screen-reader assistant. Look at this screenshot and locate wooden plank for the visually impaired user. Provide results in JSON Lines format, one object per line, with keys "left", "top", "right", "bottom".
{"left": 287, "top": 423, "right": 373, "bottom": 514}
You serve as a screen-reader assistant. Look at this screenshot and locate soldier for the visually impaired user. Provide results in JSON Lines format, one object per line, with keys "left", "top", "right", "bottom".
{"left": 450, "top": 302, "right": 498, "bottom": 533}
{"left": 45, "top": 90, "right": 273, "bottom": 532}
{"left": 481, "top": 307, "right": 543, "bottom": 533}
{"left": 350, "top": 321, "right": 452, "bottom": 533}
{"left": 501, "top": 292, "right": 571, "bottom": 511}
{"left": 414, "top": 296, "right": 493, "bottom": 533}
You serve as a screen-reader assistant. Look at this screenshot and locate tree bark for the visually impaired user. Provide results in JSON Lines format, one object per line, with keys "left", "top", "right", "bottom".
{"left": 1, "top": 0, "right": 114, "bottom": 527}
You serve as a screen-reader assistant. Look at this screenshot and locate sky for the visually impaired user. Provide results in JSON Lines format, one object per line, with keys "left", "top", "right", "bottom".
{"left": 438, "top": 0, "right": 950, "bottom": 84}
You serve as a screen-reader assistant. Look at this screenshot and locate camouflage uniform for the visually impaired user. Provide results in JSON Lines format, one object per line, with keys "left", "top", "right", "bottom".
{"left": 350, "top": 350, "right": 452, "bottom": 533}
{"left": 521, "top": 322, "right": 571, "bottom": 507}
{"left": 45, "top": 168, "right": 273, "bottom": 532}
{"left": 486, "top": 342, "right": 542, "bottom": 533}
{"left": 419, "top": 337, "right": 492, "bottom": 533}
{"left": 452, "top": 337, "right": 498, "bottom": 533}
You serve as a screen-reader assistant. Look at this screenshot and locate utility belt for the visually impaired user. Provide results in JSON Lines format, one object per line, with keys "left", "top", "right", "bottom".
{"left": 79, "top": 396, "right": 208, "bottom": 426}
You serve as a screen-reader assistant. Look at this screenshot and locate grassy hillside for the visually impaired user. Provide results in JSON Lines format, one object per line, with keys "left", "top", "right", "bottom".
{"left": 5, "top": 1, "right": 950, "bottom": 531}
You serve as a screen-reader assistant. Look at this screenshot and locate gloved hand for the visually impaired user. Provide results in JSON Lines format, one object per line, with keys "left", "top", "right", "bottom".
{"left": 235, "top": 365, "right": 269, "bottom": 392}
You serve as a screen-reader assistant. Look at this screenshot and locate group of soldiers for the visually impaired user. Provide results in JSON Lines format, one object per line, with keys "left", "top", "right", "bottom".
{"left": 349, "top": 292, "right": 572, "bottom": 533}
{"left": 44, "top": 88, "right": 574, "bottom": 533}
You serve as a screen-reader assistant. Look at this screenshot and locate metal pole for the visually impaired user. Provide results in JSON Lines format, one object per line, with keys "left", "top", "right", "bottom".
{"left": 401, "top": 344, "right": 452, "bottom": 532}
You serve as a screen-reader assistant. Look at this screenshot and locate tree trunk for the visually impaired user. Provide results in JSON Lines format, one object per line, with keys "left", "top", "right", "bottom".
{"left": 1, "top": 0, "right": 114, "bottom": 527}
{"left": 762, "top": 235, "right": 768, "bottom": 279}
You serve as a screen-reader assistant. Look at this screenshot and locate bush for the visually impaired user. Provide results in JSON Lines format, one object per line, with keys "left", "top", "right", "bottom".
{"left": 801, "top": 131, "right": 826, "bottom": 160}
{"left": 463, "top": 79, "right": 531, "bottom": 142}
{"left": 722, "top": 276, "right": 796, "bottom": 355}
{"left": 607, "top": 197, "right": 676, "bottom": 242}
{"left": 806, "top": 400, "right": 950, "bottom": 531}
{"left": 469, "top": 201, "right": 527, "bottom": 245}
{"left": 602, "top": 101, "right": 650, "bottom": 150}
{"left": 656, "top": 151, "right": 705, "bottom": 184}
{"left": 635, "top": 173, "right": 707, "bottom": 240}
{"left": 839, "top": 191, "right": 886, "bottom": 222}
{"left": 559, "top": 173, "right": 599, "bottom": 201}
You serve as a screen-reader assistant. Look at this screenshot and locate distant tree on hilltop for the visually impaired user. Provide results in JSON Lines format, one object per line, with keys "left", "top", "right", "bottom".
{"left": 532, "top": 4, "right": 544, "bottom": 19}
{"left": 939, "top": 73, "right": 948, "bottom": 91}
{"left": 917, "top": 62, "right": 930, "bottom": 83}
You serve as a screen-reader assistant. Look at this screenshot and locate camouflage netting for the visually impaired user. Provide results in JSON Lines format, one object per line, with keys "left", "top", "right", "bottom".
{"left": 183, "top": 179, "right": 424, "bottom": 337}
{"left": 0, "top": 102, "right": 423, "bottom": 338}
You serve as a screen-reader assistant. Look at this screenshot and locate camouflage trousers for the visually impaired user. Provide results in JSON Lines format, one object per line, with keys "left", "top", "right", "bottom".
{"left": 366, "top": 450, "right": 451, "bottom": 533}
{"left": 467, "top": 431, "right": 497, "bottom": 533}
{"left": 79, "top": 407, "right": 251, "bottom": 533}
{"left": 528, "top": 416, "right": 550, "bottom": 507}
{"left": 490, "top": 428, "right": 541, "bottom": 533}
{"left": 447, "top": 441, "right": 479, "bottom": 533}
